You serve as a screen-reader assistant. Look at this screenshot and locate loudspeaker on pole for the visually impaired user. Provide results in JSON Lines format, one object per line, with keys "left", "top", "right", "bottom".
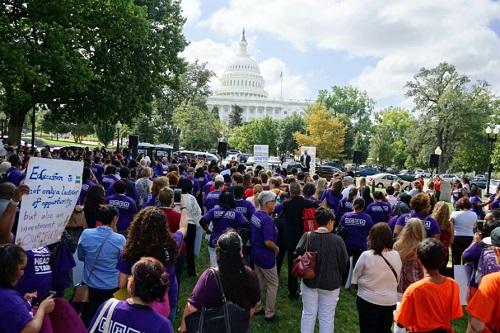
{"left": 353, "top": 150, "right": 362, "bottom": 164}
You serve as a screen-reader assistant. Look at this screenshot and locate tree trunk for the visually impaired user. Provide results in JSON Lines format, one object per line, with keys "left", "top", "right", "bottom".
{"left": 7, "top": 104, "right": 31, "bottom": 146}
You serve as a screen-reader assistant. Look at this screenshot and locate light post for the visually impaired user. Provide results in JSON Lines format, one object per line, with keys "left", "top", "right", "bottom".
{"left": 486, "top": 126, "right": 499, "bottom": 196}
{"left": 0, "top": 112, "right": 6, "bottom": 141}
{"left": 115, "top": 121, "right": 122, "bottom": 153}
{"left": 434, "top": 146, "right": 442, "bottom": 176}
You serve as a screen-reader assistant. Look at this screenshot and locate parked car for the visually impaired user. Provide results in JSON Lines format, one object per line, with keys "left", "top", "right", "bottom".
{"left": 238, "top": 153, "right": 250, "bottom": 163}
{"left": 269, "top": 156, "right": 281, "bottom": 167}
{"left": 355, "top": 168, "right": 379, "bottom": 177}
{"left": 386, "top": 167, "right": 399, "bottom": 174}
{"left": 470, "top": 177, "right": 487, "bottom": 189}
{"left": 440, "top": 173, "right": 461, "bottom": 183}
{"left": 246, "top": 156, "right": 255, "bottom": 166}
{"left": 415, "top": 169, "right": 432, "bottom": 178}
{"left": 315, "top": 165, "right": 343, "bottom": 180}
{"left": 282, "top": 161, "right": 306, "bottom": 173}
{"left": 322, "top": 162, "right": 344, "bottom": 171}
{"left": 367, "top": 173, "right": 411, "bottom": 190}
{"left": 396, "top": 170, "right": 416, "bottom": 182}
{"left": 175, "top": 150, "right": 219, "bottom": 163}
{"left": 489, "top": 179, "right": 499, "bottom": 195}
{"left": 22, "top": 137, "right": 48, "bottom": 148}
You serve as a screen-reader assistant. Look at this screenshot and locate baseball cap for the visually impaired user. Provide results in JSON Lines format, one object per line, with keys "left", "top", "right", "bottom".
{"left": 187, "top": 167, "right": 195, "bottom": 173}
{"left": 215, "top": 174, "right": 224, "bottom": 182}
{"left": 483, "top": 227, "right": 500, "bottom": 247}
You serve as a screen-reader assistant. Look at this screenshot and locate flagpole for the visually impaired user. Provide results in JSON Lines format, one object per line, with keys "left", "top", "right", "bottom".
{"left": 280, "top": 72, "right": 283, "bottom": 99}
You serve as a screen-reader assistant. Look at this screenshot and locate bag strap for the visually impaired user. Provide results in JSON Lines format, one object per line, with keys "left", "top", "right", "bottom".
{"left": 211, "top": 268, "right": 231, "bottom": 333}
{"left": 88, "top": 298, "right": 116, "bottom": 332}
{"left": 377, "top": 253, "right": 398, "bottom": 282}
{"left": 85, "top": 230, "right": 113, "bottom": 284}
{"left": 305, "top": 232, "right": 311, "bottom": 252}
{"left": 103, "top": 299, "right": 119, "bottom": 333}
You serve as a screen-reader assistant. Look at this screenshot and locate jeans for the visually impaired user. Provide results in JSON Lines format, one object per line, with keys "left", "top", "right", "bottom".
{"left": 185, "top": 223, "right": 197, "bottom": 275}
{"left": 300, "top": 282, "right": 340, "bottom": 333}
{"left": 81, "top": 286, "right": 118, "bottom": 327}
{"left": 254, "top": 263, "right": 279, "bottom": 318}
{"left": 357, "top": 296, "right": 395, "bottom": 333}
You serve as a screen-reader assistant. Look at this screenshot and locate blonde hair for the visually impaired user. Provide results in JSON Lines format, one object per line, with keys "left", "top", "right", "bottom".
{"left": 358, "top": 177, "right": 366, "bottom": 189}
{"left": 252, "top": 184, "right": 263, "bottom": 208}
{"left": 394, "top": 218, "right": 425, "bottom": 261}
{"left": 432, "top": 201, "right": 451, "bottom": 231}
{"left": 151, "top": 176, "right": 169, "bottom": 196}
{"left": 315, "top": 178, "right": 328, "bottom": 199}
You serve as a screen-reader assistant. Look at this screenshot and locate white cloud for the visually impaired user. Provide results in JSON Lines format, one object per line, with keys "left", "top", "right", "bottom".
{"left": 201, "top": 0, "right": 500, "bottom": 105}
{"left": 180, "top": 0, "right": 202, "bottom": 24}
{"left": 259, "top": 57, "right": 310, "bottom": 99}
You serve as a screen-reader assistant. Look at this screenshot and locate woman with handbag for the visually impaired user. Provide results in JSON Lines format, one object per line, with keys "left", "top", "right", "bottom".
{"left": 87, "top": 257, "right": 174, "bottom": 333}
{"left": 352, "top": 222, "right": 402, "bottom": 333}
{"left": 179, "top": 231, "right": 261, "bottom": 333}
{"left": 77, "top": 205, "right": 126, "bottom": 326}
{"left": 394, "top": 239, "right": 463, "bottom": 332}
{"left": 295, "top": 207, "right": 348, "bottom": 333}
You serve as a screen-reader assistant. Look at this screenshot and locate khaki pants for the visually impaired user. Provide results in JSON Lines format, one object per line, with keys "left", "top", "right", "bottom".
{"left": 254, "top": 263, "right": 279, "bottom": 318}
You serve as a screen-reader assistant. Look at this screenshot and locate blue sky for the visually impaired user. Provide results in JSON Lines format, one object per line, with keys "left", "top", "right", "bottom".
{"left": 180, "top": 0, "right": 500, "bottom": 110}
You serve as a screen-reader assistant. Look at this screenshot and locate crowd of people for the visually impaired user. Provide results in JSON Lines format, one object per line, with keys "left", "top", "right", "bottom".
{"left": 0, "top": 144, "right": 499, "bottom": 332}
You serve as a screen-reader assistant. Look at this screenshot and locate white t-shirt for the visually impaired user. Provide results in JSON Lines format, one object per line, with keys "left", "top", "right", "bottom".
{"left": 342, "top": 184, "right": 357, "bottom": 199}
{"left": 386, "top": 195, "right": 397, "bottom": 208}
{"left": 352, "top": 250, "right": 402, "bottom": 306}
{"left": 451, "top": 210, "right": 476, "bottom": 237}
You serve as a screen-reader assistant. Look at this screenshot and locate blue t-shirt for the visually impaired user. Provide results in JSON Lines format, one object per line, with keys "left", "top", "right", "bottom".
{"left": 250, "top": 210, "right": 278, "bottom": 269}
{"left": 365, "top": 201, "right": 391, "bottom": 223}
{"left": 200, "top": 207, "right": 248, "bottom": 248}
{"left": 396, "top": 212, "right": 441, "bottom": 238}
{"left": 105, "top": 194, "right": 138, "bottom": 231}
{"left": 339, "top": 212, "right": 374, "bottom": 252}
{"left": 235, "top": 199, "right": 257, "bottom": 221}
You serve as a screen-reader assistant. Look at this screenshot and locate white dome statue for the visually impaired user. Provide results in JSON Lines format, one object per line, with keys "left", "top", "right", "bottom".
{"left": 215, "top": 29, "right": 269, "bottom": 98}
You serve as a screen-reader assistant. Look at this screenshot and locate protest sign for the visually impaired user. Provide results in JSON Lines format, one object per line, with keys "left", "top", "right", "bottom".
{"left": 16, "top": 158, "right": 83, "bottom": 250}
{"left": 254, "top": 145, "right": 269, "bottom": 168}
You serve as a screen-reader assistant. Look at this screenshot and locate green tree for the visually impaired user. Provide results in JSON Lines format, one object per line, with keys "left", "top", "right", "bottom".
{"left": 293, "top": 104, "right": 346, "bottom": 161}
{"left": 0, "top": 0, "right": 187, "bottom": 145}
{"left": 228, "top": 117, "right": 279, "bottom": 153}
{"left": 94, "top": 120, "right": 116, "bottom": 147}
{"left": 369, "top": 108, "right": 417, "bottom": 168}
{"left": 405, "top": 62, "right": 496, "bottom": 173}
{"left": 317, "top": 86, "right": 375, "bottom": 162}
{"left": 172, "top": 102, "right": 221, "bottom": 151}
{"left": 277, "top": 113, "right": 306, "bottom": 153}
{"left": 211, "top": 105, "right": 220, "bottom": 120}
{"left": 228, "top": 105, "right": 244, "bottom": 130}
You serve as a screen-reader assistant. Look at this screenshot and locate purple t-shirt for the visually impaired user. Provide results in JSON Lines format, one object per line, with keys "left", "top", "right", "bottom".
{"left": 339, "top": 212, "right": 374, "bottom": 252}
{"left": 396, "top": 212, "right": 441, "bottom": 238}
{"left": 0, "top": 288, "right": 33, "bottom": 332}
{"left": 79, "top": 180, "right": 95, "bottom": 205}
{"left": 106, "top": 179, "right": 140, "bottom": 200}
{"left": 200, "top": 207, "right": 248, "bottom": 248}
{"left": 91, "top": 164, "right": 104, "bottom": 183}
{"left": 235, "top": 199, "right": 257, "bottom": 221}
{"left": 451, "top": 187, "right": 463, "bottom": 202}
{"left": 250, "top": 210, "right": 278, "bottom": 269}
{"left": 365, "top": 202, "right": 391, "bottom": 223}
{"left": 202, "top": 181, "right": 215, "bottom": 198}
{"left": 187, "top": 176, "right": 201, "bottom": 195}
{"left": 197, "top": 176, "right": 208, "bottom": 194}
{"left": 6, "top": 167, "right": 23, "bottom": 186}
{"left": 388, "top": 216, "right": 399, "bottom": 233}
{"left": 105, "top": 194, "right": 138, "bottom": 231}
{"left": 337, "top": 198, "right": 354, "bottom": 222}
{"left": 469, "top": 196, "right": 484, "bottom": 217}
{"left": 143, "top": 192, "right": 160, "bottom": 207}
{"left": 15, "top": 247, "right": 52, "bottom": 304}
{"left": 204, "top": 171, "right": 213, "bottom": 182}
{"left": 117, "top": 231, "right": 183, "bottom": 307}
{"left": 101, "top": 174, "right": 119, "bottom": 191}
{"left": 188, "top": 268, "right": 260, "bottom": 332}
{"left": 319, "top": 190, "right": 343, "bottom": 211}
{"left": 204, "top": 190, "right": 221, "bottom": 211}
{"left": 88, "top": 300, "right": 173, "bottom": 333}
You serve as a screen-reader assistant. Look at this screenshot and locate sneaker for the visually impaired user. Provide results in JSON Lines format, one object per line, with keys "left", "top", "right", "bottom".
{"left": 265, "top": 315, "right": 281, "bottom": 323}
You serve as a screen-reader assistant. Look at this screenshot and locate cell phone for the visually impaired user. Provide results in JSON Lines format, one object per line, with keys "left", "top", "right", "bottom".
{"left": 33, "top": 290, "right": 56, "bottom": 308}
{"left": 174, "top": 189, "right": 182, "bottom": 205}
{"left": 477, "top": 220, "right": 484, "bottom": 231}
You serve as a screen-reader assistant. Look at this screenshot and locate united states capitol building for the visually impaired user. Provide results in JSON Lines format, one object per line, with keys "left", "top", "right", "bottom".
{"left": 206, "top": 30, "right": 309, "bottom": 122}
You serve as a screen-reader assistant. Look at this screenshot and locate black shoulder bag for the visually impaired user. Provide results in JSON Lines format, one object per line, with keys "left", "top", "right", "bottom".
{"left": 185, "top": 268, "right": 246, "bottom": 333}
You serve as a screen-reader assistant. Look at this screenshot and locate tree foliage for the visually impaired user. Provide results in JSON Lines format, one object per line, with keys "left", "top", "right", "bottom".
{"left": 405, "top": 62, "right": 496, "bottom": 173}
{"left": 228, "top": 117, "right": 279, "bottom": 154}
{"left": 0, "top": 0, "right": 188, "bottom": 145}
{"left": 293, "top": 104, "right": 346, "bottom": 161}
{"left": 277, "top": 113, "right": 306, "bottom": 153}
{"left": 317, "top": 86, "right": 375, "bottom": 162}
{"left": 94, "top": 121, "right": 116, "bottom": 147}
{"left": 369, "top": 108, "right": 417, "bottom": 168}
{"left": 228, "top": 105, "right": 244, "bottom": 130}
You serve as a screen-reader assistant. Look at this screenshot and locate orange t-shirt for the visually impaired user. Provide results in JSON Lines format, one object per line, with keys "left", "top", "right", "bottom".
{"left": 395, "top": 278, "right": 463, "bottom": 332}
{"left": 466, "top": 272, "right": 500, "bottom": 333}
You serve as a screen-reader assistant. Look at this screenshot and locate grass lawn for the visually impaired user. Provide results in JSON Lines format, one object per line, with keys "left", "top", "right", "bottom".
{"left": 39, "top": 137, "right": 100, "bottom": 149}
{"left": 174, "top": 238, "right": 469, "bottom": 332}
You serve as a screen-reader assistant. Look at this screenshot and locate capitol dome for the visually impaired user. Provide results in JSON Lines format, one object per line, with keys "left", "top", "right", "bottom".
{"left": 215, "top": 29, "right": 269, "bottom": 98}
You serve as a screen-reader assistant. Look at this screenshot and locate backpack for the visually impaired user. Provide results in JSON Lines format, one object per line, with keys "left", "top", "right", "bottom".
{"left": 475, "top": 246, "right": 500, "bottom": 285}
{"left": 302, "top": 207, "right": 318, "bottom": 232}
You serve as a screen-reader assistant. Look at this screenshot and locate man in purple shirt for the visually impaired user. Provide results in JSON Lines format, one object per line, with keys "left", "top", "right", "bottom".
{"left": 106, "top": 167, "right": 139, "bottom": 205}
{"left": 186, "top": 167, "right": 200, "bottom": 197}
{"left": 90, "top": 156, "right": 105, "bottom": 183}
{"left": 5, "top": 154, "right": 24, "bottom": 186}
{"left": 204, "top": 180, "right": 224, "bottom": 211}
{"left": 233, "top": 185, "right": 257, "bottom": 221}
